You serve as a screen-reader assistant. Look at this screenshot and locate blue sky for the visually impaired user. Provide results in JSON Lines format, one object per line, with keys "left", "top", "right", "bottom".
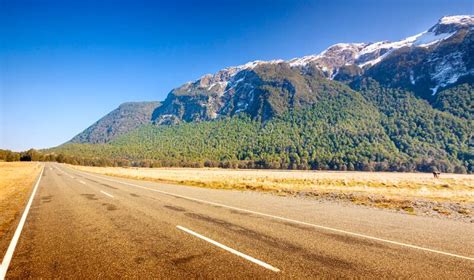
{"left": 1, "top": 0, "right": 472, "bottom": 151}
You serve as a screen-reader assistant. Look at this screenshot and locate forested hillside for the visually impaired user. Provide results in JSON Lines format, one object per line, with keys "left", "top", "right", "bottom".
{"left": 49, "top": 81, "right": 472, "bottom": 173}
{"left": 432, "top": 83, "right": 473, "bottom": 119}
{"left": 69, "top": 101, "right": 161, "bottom": 144}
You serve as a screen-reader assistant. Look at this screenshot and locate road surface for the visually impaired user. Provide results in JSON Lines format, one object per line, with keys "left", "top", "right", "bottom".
{"left": 2, "top": 163, "right": 473, "bottom": 279}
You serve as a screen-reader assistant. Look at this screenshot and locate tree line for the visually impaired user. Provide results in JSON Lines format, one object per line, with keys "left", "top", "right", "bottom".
{"left": 1, "top": 147, "right": 466, "bottom": 174}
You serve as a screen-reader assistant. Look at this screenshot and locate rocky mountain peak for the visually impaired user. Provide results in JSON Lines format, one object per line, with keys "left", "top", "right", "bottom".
{"left": 429, "top": 15, "right": 474, "bottom": 34}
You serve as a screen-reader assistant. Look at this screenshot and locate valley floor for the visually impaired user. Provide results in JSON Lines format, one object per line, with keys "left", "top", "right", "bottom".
{"left": 4, "top": 163, "right": 474, "bottom": 278}
{"left": 69, "top": 165, "right": 474, "bottom": 222}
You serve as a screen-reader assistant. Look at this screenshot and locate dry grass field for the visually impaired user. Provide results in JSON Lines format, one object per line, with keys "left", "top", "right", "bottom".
{"left": 0, "top": 162, "right": 42, "bottom": 257}
{"left": 71, "top": 165, "right": 474, "bottom": 220}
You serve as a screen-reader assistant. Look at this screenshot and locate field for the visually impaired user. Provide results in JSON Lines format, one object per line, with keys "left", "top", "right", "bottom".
{"left": 70, "top": 165, "right": 474, "bottom": 220}
{"left": 0, "top": 162, "right": 42, "bottom": 257}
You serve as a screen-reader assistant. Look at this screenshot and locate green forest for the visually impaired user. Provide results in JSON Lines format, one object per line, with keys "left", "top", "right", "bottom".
{"left": 37, "top": 80, "right": 472, "bottom": 173}
{"left": 4, "top": 79, "right": 471, "bottom": 174}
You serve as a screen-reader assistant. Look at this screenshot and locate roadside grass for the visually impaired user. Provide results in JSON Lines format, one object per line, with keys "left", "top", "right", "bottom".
{"left": 70, "top": 165, "right": 473, "bottom": 219}
{"left": 0, "top": 162, "right": 42, "bottom": 259}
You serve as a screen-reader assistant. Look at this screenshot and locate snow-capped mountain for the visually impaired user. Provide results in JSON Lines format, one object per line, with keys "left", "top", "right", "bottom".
{"left": 196, "top": 15, "right": 472, "bottom": 84}
{"left": 151, "top": 15, "right": 473, "bottom": 124}
{"left": 69, "top": 15, "right": 473, "bottom": 145}
{"left": 172, "top": 15, "right": 472, "bottom": 92}
{"left": 289, "top": 15, "right": 473, "bottom": 73}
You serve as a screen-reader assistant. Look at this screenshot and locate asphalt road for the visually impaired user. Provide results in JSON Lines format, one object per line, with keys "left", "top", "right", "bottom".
{"left": 2, "top": 163, "right": 473, "bottom": 279}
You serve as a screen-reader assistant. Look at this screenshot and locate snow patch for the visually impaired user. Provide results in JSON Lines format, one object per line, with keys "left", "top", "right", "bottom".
{"left": 430, "top": 51, "right": 472, "bottom": 94}
{"left": 413, "top": 31, "right": 455, "bottom": 47}
{"left": 240, "top": 60, "right": 284, "bottom": 70}
{"left": 440, "top": 15, "right": 474, "bottom": 26}
{"left": 430, "top": 85, "right": 439, "bottom": 95}
{"left": 234, "top": 77, "right": 245, "bottom": 84}
{"left": 409, "top": 70, "right": 415, "bottom": 85}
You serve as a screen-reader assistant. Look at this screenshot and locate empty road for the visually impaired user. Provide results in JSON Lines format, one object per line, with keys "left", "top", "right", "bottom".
{"left": 2, "top": 163, "right": 473, "bottom": 279}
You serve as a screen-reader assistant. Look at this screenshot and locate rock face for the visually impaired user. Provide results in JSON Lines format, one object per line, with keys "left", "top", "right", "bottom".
{"left": 151, "top": 15, "right": 474, "bottom": 124}
{"left": 363, "top": 19, "right": 474, "bottom": 99}
{"left": 69, "top": 102, "right": 161, "bottom": 144}
{"left": 152, "top": 63, "right": 354, "bottom": 123}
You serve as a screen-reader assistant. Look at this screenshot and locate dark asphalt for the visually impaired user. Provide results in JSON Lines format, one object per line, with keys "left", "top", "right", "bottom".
{"left": 3, "top": 163, "right": 473, "bottom": 279}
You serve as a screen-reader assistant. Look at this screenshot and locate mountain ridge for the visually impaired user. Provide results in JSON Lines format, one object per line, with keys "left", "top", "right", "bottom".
{"left": 59, "top": 15, "right": 473, "bottom": 173}
{"left": 150, "top": 15, "right": 473, "bottom": 125}
{"left": 69, "top": 101, "right": 161, "bottom": 144}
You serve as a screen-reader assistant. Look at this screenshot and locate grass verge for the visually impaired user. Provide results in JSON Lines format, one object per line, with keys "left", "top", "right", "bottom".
{"left": 0, "top": 162, "right": 42, "bottom": 259}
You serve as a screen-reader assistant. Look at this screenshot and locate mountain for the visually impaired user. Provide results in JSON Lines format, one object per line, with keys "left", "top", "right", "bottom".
{"left": 56, "top": 88, "right": 403, "bottom": 170}
{"left": 55, "top": 15, "right": 473, "bottom": 173}
{"left": 69, "top": 101, "right": 161, "bottom": 144}
{"left": 151, "top": 15, "right": 473, "bottom": 124}
{"left": 53, "top": 75, "right": 472, "bottom": 172}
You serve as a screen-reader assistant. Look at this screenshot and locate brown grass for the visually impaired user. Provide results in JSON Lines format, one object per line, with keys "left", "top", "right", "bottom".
{"left": 0, "top": 162, "right": 42, "bottom": 258}
{"left": 70, "top": 165, "right": 473, "bottom": 204}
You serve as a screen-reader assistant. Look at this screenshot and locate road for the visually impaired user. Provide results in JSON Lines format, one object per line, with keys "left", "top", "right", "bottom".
{"left": 2, "top": 163, "right": 473, "bottom": 279}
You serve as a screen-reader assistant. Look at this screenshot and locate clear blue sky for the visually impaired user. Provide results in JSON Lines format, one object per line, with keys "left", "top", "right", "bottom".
{"left": 1, "top": 0, "right": 472, "bottom": 151}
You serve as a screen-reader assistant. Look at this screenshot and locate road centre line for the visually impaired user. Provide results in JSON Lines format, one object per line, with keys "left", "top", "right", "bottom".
{"left": 100, "top": 190, "right": 114, "bottom": 198}
{"left": 64, "top": 166, "right": 474, "bottom": 262}
{"left": 0, "top": 165, "right": 45, "bottom": 279}
{"left": 176, "top": 225, "right": 280, "bottom": 272}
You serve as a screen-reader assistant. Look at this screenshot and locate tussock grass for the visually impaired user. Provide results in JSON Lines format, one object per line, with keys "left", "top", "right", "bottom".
{"left": 71, "top": 165, "right": 473, "bottom": 203}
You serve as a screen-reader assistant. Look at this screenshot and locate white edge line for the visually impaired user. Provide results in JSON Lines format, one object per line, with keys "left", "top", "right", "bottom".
{"left": 176, "top": 225, "right": 280, "bottom": 272}
{"left": 100, "top": 190, "right": 114, "bottom": 198}
{"left": 0, "top": 164, "right": 45, "bottom": 279}
{"left": 64, "top": 166, "right": 474, "bottom": 262}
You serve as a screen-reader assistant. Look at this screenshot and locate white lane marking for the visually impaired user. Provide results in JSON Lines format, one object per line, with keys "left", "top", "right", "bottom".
{"left": 0, "top": 165, "right": 45, "bottom": 279}
{"left": 177, "top": 225, "right": 280, "bottom": 272}
{"left": 79, "top": 180, "right": 86, "bottom": 185}
{"left": 100, "top": 190, "right": 114, "bottom": 198}
{"left": 54, "top": 165, "right": 77, "bottom": 180}
{"left": 65, "top": 167, "right": 474, "bottom": 262}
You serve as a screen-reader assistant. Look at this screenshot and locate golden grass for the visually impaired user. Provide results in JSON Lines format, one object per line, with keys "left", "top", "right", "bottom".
{"left": 70, "top": 165, "right": 474, "bottom": 203}
{"left": 0, "top": 162, "right": 42, "bottom": 256}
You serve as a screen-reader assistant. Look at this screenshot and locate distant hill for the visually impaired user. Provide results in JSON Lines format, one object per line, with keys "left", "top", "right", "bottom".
{"left": 69, "top": 101, "right": 161, "bottom": 144}
{"left": 52, "top": 15, "right": 473, "bottom": 173}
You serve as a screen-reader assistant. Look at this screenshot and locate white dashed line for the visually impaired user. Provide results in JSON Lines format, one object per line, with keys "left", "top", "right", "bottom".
{"left": 177, "top": 225, "right": 280, "bottom": 272}
{"left": 100, "top": 190, "right": 114, "bottom": 198}
{"left": 79, "top": 180, "right": 86, "bottom": 185}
